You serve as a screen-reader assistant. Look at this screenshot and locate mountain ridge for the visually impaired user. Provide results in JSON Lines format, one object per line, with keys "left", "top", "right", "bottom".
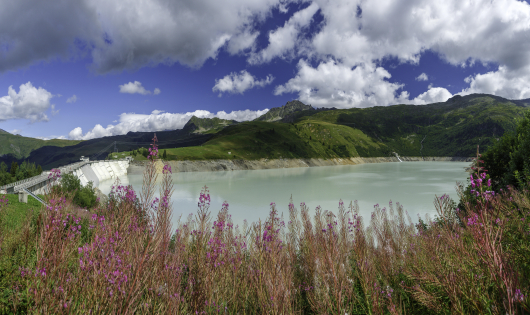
{"left": 1, "top": 93, "right": 529, "bottom": 169}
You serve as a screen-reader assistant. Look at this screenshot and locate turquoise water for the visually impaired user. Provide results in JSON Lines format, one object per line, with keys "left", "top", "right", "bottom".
{"left": 98, "top": 161, "right": 470, "bottom": 229}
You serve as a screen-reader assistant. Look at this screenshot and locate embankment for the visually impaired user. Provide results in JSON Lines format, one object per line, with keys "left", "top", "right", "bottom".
{"left": 127, "top": 156, "right": 473, "bottom": 175}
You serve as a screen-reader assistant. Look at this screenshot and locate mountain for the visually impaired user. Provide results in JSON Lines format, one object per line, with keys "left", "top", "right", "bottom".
{"left": 2, "top": 93, "right": 529, "bottom": 168}
{"left": 0, "top": 133, "right": 83, "bottom": 160}
{"left": 255, "top": 100, "right": 315, "bottom": 122}
{"left": 0, "top": 129, "right": 213, "bottom": 170}
{"left": 183, "top": 116, "right": 239, "bottom": 134}
{"left": 165, "top": 94, "right": 530, "bottom": 160}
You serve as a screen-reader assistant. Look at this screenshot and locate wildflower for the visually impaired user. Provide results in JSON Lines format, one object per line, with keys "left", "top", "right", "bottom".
{"left": 515, "top": 289, "right": 525, "bottom": 302}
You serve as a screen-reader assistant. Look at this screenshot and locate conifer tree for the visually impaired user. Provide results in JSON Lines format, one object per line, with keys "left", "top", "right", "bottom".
{"left": 10, "top": 161, "right": 18, "bottom": 177}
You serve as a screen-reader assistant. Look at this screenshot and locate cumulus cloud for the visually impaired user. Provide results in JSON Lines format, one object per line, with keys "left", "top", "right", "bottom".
{"left": 416, "top": 73, "right": 429, "bottom": 81}
{"left": 10, "top": 129, "right": 22, "bottom": 135}
{"left": 0, "top": 0, "right": 283, "bottom": 73}
{"left": 0, "top": 82, "right": 53, "bottom": 122}
{"left": 153, "top": 88, "right": 161, "bottom": 95}
{"left": 119, "top": 81, "right": 153, "bottom": 95}
{"left": 274, "top": 59, "right": 409, "bottom": 108}
{"left": 66, "top": 94, "right": 77, "bottom": 103}
{"left": 213, "top": 70, "right": 274, "bottom": 96}
{"left": 249, "top": 2, "right": 319, "bottom": 64}
{"left": 68, "top": 108, "right": 269, "bottom": 140}
{"left": 227, "top": 30, "right": 260, "bottom": 55}
{"left": 459, "top": 65, "right": 530, "bottom": 99}
{"left": 35, "top": 135, "right": 67, "bottom": 140}
{"left": 411, "top": 87, "right": 453, "bottom": 104}
{"left": 3, "top": 0, "right": 530, "bottom": 105}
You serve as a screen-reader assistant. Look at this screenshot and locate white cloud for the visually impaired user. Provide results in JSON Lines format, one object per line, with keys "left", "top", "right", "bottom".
{"left": 416, "top": 73, "right": 429, "bottom": 81}
{"left": 0, "top": 82, "right": 53, "bottom": 122}
{"left": 459, "top": 65, "right": 530, "bottom": 99}
{"left": 227, "top": 30, "right": 260, "bottom": 55}
{"left": 311, "top": 0, "right": 530, "bottom": 68}
{"left": 411, "top": 87, "right": 453, "bottom": 104}
{"left": 3, "top": 0, "right": 530, "bottom": 105}
{"left": 0, "top": 0, "right": 283, "bottom": 73}
{"left": 213, "top": 70, "right": 274, "bottom": 96}
{"left": 216, "top": 109, "right": 269, "bottom": 121}
{"left": 278, "top": 1, "right": 289, "bottom": 13}
{"left": 303, "top": 0, "right": 530, "bottom": 103}
{"left": 119, "top": 81, "right": 152, "bottom": 95}
{"left": 10, "top": 129, "right": 22, "bottom": 135}
{"left": 153, "top": 88, "right": 161, "bottom": 95}
{"left": 249, "top": 2, "right": 319, "bottom": 64}
{"left": 35, "top": 135, "right": 67, "bottom": 140}
{"left": 68, "top": 108, "right": 270, "bottom": 140}
{"left": 51, "top": 104, "right": 59, "bottom": 115}
{"left": 66, "top": 94, "right": 77, "bottom": 103}
{"left": 274, "top": 59, "right": 409, "bottom": 108}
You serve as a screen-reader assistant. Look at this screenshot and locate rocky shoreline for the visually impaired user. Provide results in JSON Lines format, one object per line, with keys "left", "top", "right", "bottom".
{"left": 127, "top": 156, "right": 474, "bottom": 175}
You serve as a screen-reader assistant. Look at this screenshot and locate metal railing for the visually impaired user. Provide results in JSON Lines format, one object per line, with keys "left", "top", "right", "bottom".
{"left": 0, "top": 159, "right": 130, "bottom": 193}
{"left": 21, "top": 188, "right": 48, "bottom": 206}
{"left": 0, "top": 160, "right": 89, "bottom": 192}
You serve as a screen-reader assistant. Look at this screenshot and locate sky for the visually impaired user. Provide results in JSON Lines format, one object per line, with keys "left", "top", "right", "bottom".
{"left": 1, "top": 0, "right": 530, "bottom": 141}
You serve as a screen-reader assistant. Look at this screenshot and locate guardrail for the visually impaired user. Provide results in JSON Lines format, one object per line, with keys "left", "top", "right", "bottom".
{"left": 0, "top": 159, "right": 130, "bottom": 193}
{"left": 0, "top": 160, "right": 89, "bottom": 192}
{"left": 21, "top": 188, "right": 48, "bottom": 206}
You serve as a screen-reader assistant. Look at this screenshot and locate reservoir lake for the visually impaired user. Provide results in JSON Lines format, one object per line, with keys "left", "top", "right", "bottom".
{"left": 98, "top": 161, "right": 471, "bottom": 229}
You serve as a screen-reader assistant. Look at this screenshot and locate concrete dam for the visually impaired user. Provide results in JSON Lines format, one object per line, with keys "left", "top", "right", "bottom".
{"left": 0, "top": 159, "right": 130, "bottom": 196}
{"left": 74, "top": 160, "right": 130, "bottom": 188}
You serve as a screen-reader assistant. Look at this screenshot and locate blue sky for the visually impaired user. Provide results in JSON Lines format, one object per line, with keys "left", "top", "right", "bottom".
{"left": 1, "top": 0, "right": 530, "bottom": 140}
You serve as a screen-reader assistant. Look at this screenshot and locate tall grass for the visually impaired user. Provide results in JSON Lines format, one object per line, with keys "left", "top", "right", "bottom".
{"left": 0, "top": 137, "right": 529, "bottom": 314}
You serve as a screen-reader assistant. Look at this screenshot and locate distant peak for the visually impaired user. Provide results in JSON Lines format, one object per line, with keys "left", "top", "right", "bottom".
{"left": 183, "top": 116, "right": 238, "bottom": 134}
{"left": 255, "top": 100, "right": 314, "bottom": 121}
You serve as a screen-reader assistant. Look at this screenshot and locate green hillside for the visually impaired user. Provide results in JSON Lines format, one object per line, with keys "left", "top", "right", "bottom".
{"left": 157, "top": 120, "right": 384, "bottom": 160}
{"left": 160, "top": 94, "right": 528, "bottom": 160}
{"left": 0, "top": 133, "right": 83, "bottom": 160}
{"left": 183, "top": 116, "right": 239, "bottom": 134}
{"left": 2, "top": 93, "right": 528, "bottom": 167}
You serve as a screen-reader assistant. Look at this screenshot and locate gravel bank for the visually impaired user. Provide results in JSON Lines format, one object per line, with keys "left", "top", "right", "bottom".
{"left": 127, "top": 156, "right": 473, "bottom": 175}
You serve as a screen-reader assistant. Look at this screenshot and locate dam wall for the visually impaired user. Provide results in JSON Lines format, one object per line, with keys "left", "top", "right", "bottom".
{"left": 73, "top": 160, "right": 130, "bottom": 187}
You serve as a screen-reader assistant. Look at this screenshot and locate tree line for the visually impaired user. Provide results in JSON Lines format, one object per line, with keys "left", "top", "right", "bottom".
{"left": 0, "top": 161, "right": 43, "bottom": 186}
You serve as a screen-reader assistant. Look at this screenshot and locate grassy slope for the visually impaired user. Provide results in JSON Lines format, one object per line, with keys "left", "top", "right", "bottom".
{"left": 3, "top": 94, "right": 527, "bottom": 165}
{"left": 0, "top": 133, "right": 83, "bottom": 160}
{"left": 186, "top": 116, "right": 238, "bottom": 134}
{"left": 158, "top": 120, "right": 387, "bottom": 160}
{"left": 288, "top": 95, "right": 526, "bottom": 157}
{"left": 155, "top": 95, "right": 527, "bottom": 161}
{"left": 1, "top": 194, "right": 43, "bottom": 232}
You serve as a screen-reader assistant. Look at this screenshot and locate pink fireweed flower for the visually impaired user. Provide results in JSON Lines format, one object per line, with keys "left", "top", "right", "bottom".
{"left": 162, "top": 164, "right": 172, "bottom": 174}
{"left": 515, "top": 289, "right": 526, "bottom": 302}
{"left": 0, "top": 195, "right": 7, "bottom": 209}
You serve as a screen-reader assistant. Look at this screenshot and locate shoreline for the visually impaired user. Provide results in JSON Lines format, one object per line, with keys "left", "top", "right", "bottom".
{"left": 126, "top": 156, "right": 474, "bottom": 175}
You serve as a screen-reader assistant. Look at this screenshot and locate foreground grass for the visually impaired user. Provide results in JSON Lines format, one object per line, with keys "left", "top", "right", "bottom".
{"left": 1, "top": 140, "right": 529, "bottom": 314}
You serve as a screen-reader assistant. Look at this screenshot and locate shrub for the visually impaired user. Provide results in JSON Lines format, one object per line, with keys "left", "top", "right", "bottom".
{"left": 73, "top": 182, "right": 98, "bottom": 209}
{"left": 482, "top": 110, "right": 530, "bottom": 190}
{"left": 57, "top": 173, "right": 98, "bottom": 209}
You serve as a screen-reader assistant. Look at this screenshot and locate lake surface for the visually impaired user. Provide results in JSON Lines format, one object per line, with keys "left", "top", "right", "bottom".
{"left": 98, "top": 161, "right": 470, "bottom": 229}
